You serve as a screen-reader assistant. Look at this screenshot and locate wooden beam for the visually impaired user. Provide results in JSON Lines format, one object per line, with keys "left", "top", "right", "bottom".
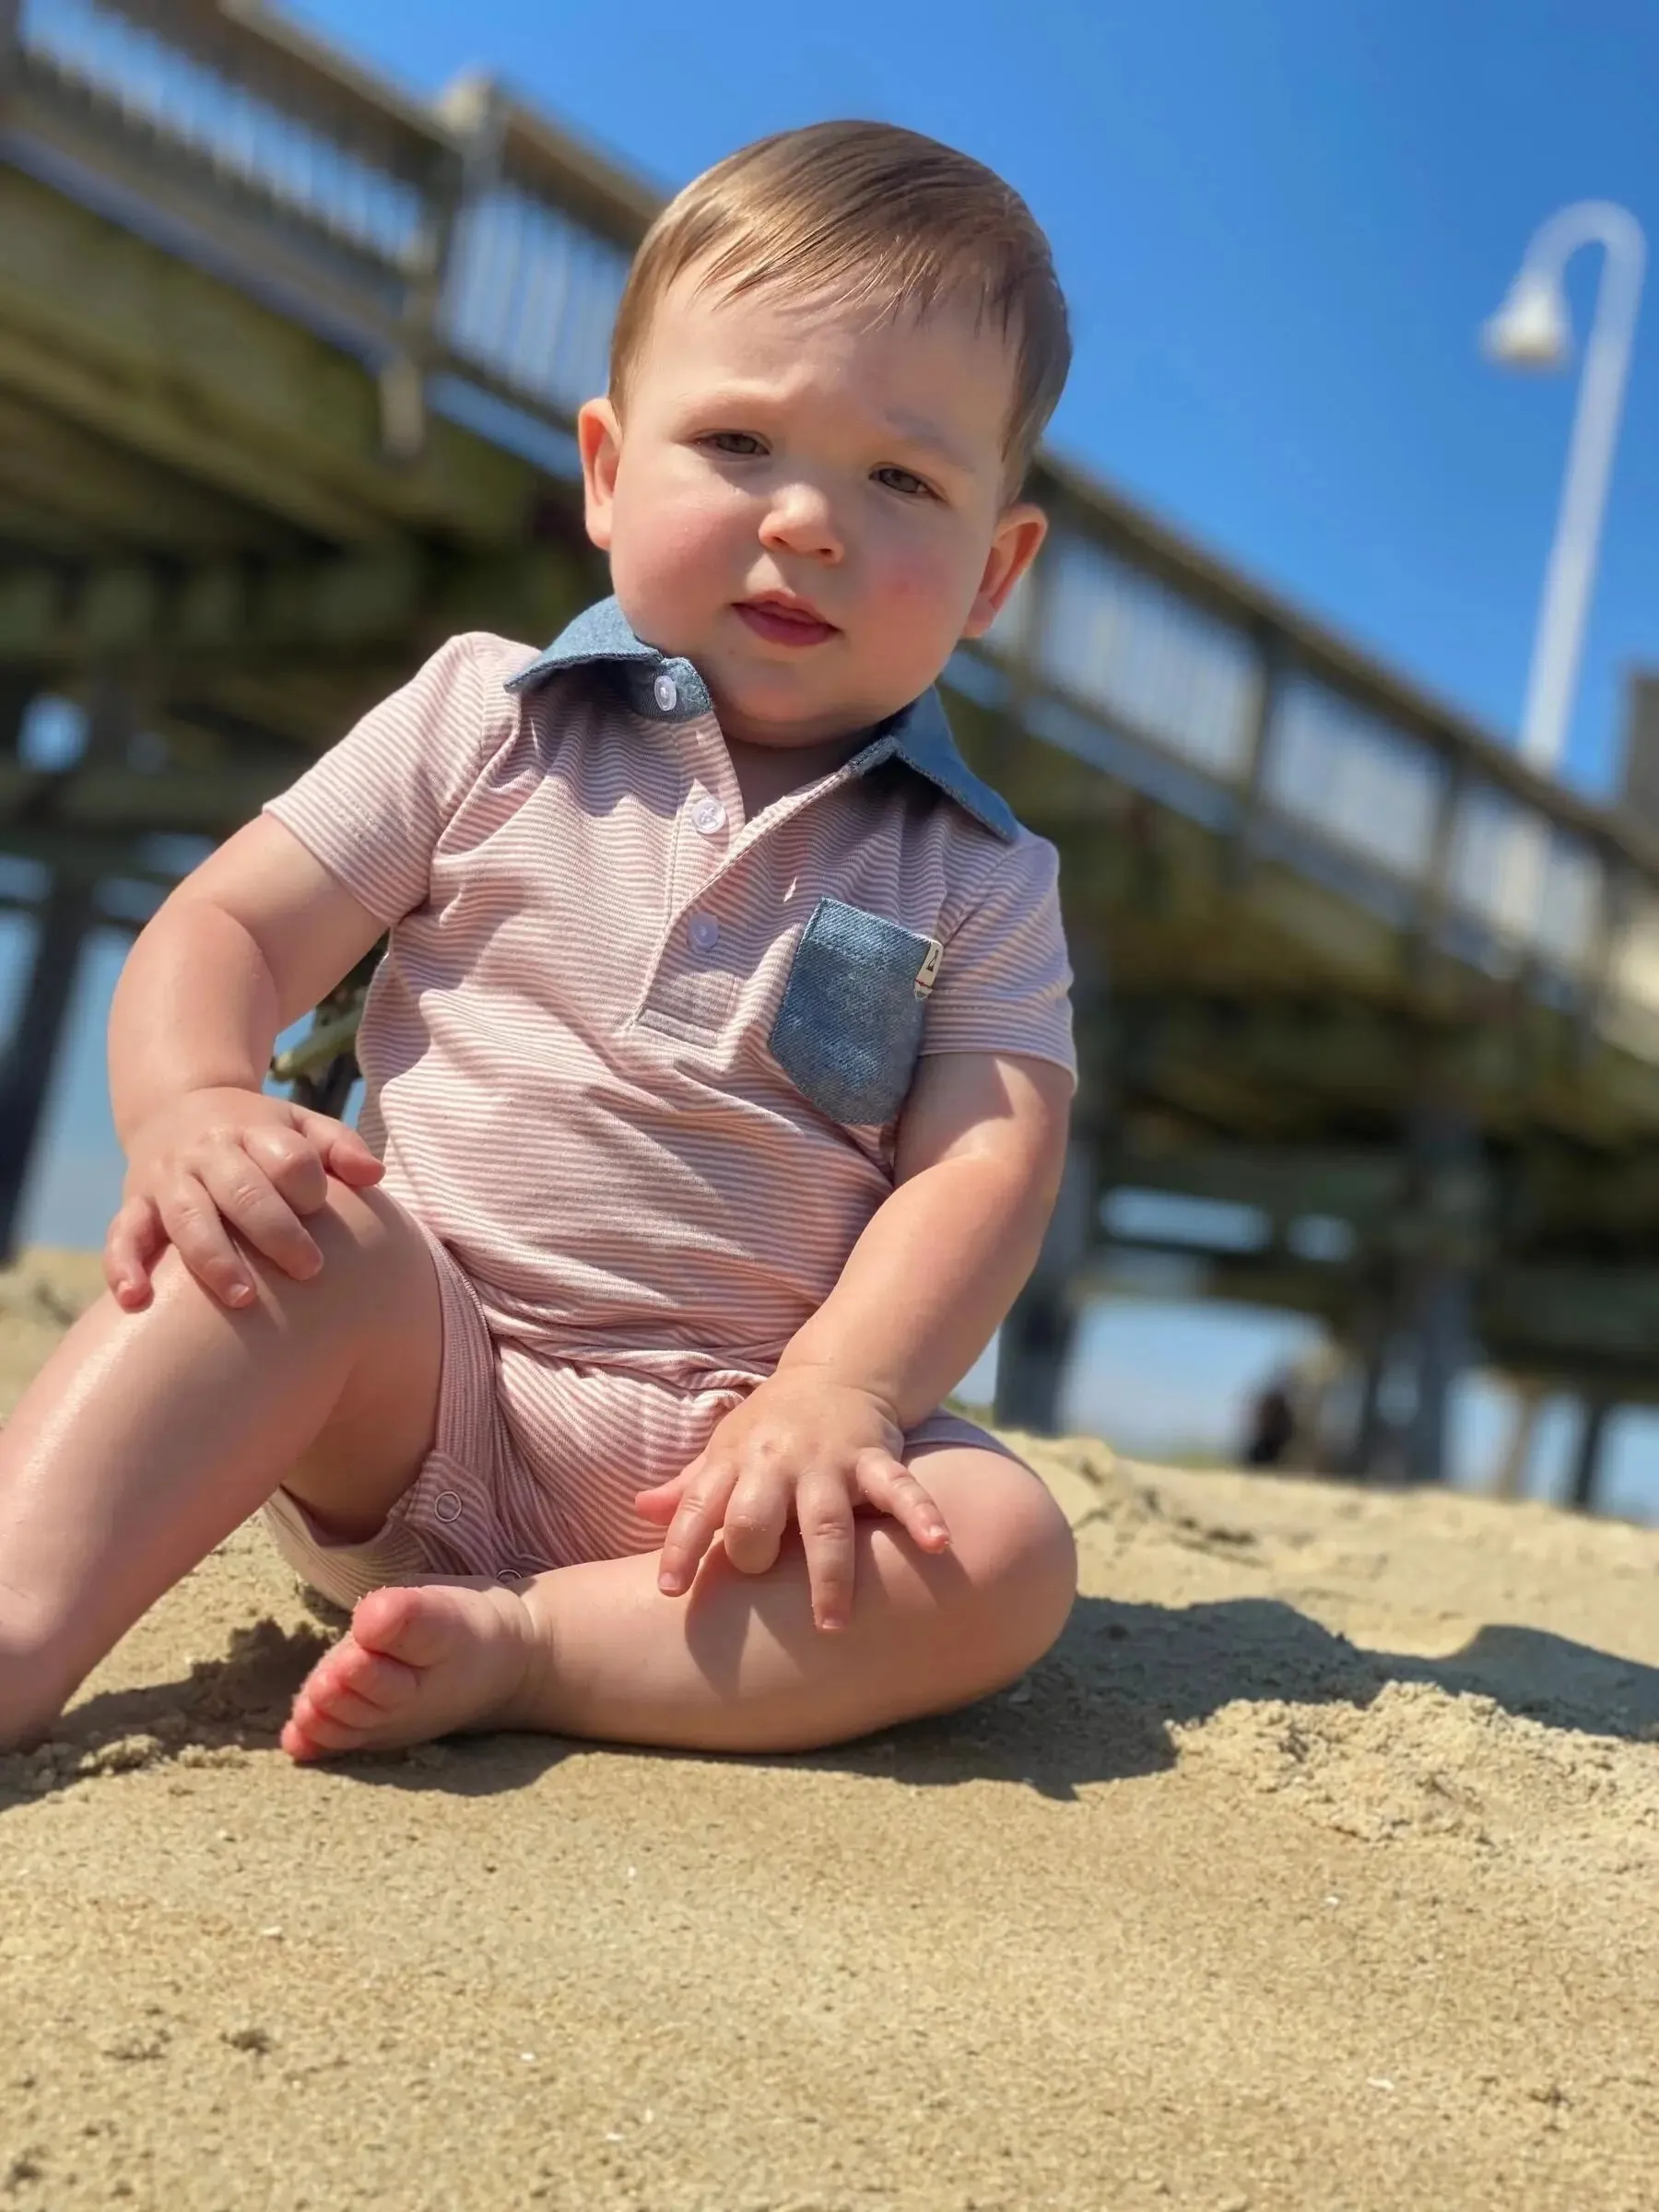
{"left": 0, "top": 387, "right": 299, "bottom": 554}
{"left": 0, "top": 758, "right": 276, "bottom": 836}
{"left": 0, "top": 167, "right": 543, "bottom": 549}
{"left": 106, "top": 0, "right": 456, "bottom": 182}
{"left": 0, "top": 817, "right": 208, "bottom": 883}
{"left": 0, "top": 536, "right": 588, "bottom": 676}
{"left": 1113, "top": 992, "right": 1659, "bottom": 1145}
{"left": 1105, "top": 1136, "right": 1410, "bottom": 1225}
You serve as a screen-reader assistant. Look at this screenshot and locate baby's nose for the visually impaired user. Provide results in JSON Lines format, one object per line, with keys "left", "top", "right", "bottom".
{"left": 760, "top": 483, "right": 843, "bottom": 559}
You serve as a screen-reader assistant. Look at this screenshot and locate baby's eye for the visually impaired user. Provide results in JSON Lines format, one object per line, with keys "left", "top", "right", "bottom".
{"left": 700, "top": 431, "right": 766, "bottom": 456}
{"left": 874, "top": 466, "right": 935, "bottom": 499}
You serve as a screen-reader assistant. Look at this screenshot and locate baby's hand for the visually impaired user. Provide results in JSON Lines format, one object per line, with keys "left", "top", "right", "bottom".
{"left": 106, "top": 1085, "right": 382, "bottom": 1312}
{"left": 635, "top": 1371, "right": 950, "bottom": 1631}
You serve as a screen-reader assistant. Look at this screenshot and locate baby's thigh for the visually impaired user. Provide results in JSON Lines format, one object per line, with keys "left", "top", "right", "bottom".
{"left": 276, "top": 1184, "right": 447, "bottom": 1542}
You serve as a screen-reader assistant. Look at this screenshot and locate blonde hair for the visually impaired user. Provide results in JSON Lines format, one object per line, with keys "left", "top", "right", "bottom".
{"left": 608, "top": 121, "right": 1071, "bottom": 498}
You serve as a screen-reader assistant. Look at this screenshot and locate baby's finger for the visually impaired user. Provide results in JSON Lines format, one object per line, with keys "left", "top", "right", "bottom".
{"left": 294, "top": 1110, "right": 384, "bottom": 1188}
{"left": 201, "top": 1145, "right": 322, "bottom": 1281}
{"left": 242, "top": 1124, "right": 330, "bottom": 1218}
{"left": 719, "top": 1468, "right": 791, "bottom": 1577}
{"left": 796, "top": 1471, "right": 858, "bottom": 1631}
{"left": 104, "top": 1196, "right": 162, "bottom": 1306}
{"left": 853, "top": 1450, "right": 951, "bottom": 1552}
{"left": 632, "top": 1468, "right": 691, "bottom": 1524}
{"left": 157, "top": 1175, "right": 258, "bottom": 1309}
{"left": 656, "top": 1461, "right": 739, "bottom": 1597}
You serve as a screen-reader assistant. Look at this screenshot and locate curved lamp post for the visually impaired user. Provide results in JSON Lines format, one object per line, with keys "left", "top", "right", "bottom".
{"left": 1481, "top": 206, "right": 1643, "bottom": 1506}
{"left": 1482, "top": 201, "right": 1645, "bottom": 780}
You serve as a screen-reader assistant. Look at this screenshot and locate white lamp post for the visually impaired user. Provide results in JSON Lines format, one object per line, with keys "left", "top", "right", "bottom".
{"left": 1480, "top": 206, "right": 1643, "bottom": 1502}
{"left": 1483, "top": 202, "right": 1645, "bottom": 782}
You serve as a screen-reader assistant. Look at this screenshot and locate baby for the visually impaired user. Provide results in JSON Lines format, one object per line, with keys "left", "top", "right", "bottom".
{"left": 0, "top": 120, "right": 1080, "bottom": 1761}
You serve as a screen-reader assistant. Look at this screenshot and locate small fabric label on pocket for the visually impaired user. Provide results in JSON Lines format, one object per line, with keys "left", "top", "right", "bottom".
{"left": 913, "top": 937, "right": 944, "bottom": 998}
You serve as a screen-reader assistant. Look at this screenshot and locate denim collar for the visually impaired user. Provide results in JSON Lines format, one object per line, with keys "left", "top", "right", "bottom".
{"left": 505, "top": 594, "right": 1018, "bottom": 843}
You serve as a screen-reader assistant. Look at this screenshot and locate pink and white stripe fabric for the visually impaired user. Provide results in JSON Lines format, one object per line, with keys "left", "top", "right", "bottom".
{"left": 258, "top": 628, "right": 1075, "bottom": 1600}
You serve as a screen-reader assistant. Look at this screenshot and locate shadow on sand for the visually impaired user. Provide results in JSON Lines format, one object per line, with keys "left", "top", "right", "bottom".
{"left": 6, "top": 1587, "right": 1656, "bottom": 1812}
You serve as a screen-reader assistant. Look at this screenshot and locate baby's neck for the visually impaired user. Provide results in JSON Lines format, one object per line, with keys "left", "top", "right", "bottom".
{"left": 723, "top": 727, "right": 871, "bottom": 821}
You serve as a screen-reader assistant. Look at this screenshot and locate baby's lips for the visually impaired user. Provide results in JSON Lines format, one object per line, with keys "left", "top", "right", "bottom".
{"left": 734, "top": 597, "right": 840, "bottom": 643}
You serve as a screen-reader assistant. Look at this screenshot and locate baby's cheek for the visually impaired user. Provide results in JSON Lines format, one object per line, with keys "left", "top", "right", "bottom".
{"left": 874, "top": 536, "right": 963, "bottom": 613}
{"left": 861, "top": 547, "right": 966, "bottom": 660}
{"left": 613, "top": 493, "right": 738, "bottom": 614}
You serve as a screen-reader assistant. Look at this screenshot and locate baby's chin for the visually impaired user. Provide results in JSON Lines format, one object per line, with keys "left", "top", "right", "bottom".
{"left": 706, "top": 671, "right": 901, "bottom": 751}
{"left": 640, "top": 608, "right": 921, "bottom": 746}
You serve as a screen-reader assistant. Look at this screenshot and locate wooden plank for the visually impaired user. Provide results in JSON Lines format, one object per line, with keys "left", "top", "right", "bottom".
{"left": 0, "top": 167, "right": 542, "bottom": 546}
{"left": 1115, "top": 991, "right": 1652, "bottom": 1142}
{"left": 0, "top": 536, "right": 589, "bottom": 691}
{"left": 1106, "top": 1138, "right": 1411, "bottom": 1226}
{"left": 0, "top": 757, "right": 277, "bottom": 832}
{"left": 106, "top": 0, "right": 455, "bottom": 183}
{"left": 0, "top": 547, "right": 419, "bottom": 662}
{"left": 0, "top": 818, "right": 195, "bottom": 882}
{"left": 495, "top": 92, "right": 661, "bottom": 254}
{"left": 11, "top": 67, "right": 413, "bottom": 336}
{"left": 0, "top": 382, "right": 303, "bottom": 555}
{"left": 0, "top": 0, "right": 21, "bottom": 109}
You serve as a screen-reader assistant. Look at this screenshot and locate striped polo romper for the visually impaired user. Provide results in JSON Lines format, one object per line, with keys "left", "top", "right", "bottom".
{"left": 258, "top": 601, "right": 1076, "bottom": 1606}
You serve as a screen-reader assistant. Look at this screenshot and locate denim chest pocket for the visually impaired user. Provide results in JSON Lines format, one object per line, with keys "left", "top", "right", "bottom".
{"left": 769, "top": 898, "right": 941, "bottom": 1126}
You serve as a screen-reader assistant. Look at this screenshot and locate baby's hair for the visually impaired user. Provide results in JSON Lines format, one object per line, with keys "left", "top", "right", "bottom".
{"left": 607, "top": 120, "right": 1071, "bottom": 500}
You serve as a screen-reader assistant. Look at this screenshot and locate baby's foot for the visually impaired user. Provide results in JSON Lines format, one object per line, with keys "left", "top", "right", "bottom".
{"left": 280, "top": 1583, "right": 538, "bottom": 1761}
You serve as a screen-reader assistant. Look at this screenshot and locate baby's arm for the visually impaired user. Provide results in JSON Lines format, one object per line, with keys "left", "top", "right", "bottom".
{"left": 104, "top": 816, "right": 389, "bottom": 1308}
{"left": 777, "top": 1049, "right": 1073, "bottom": 1424}
{"left": 640, "top": 1050, "right": 1072, "bottom": 1627}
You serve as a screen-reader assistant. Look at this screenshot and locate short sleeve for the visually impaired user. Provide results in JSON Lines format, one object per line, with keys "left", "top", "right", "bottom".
{"left": 922, "top": 830, "right": 1077, "bottom": 1085}
{"left": 263, "top": 633, "right": 504, "bottom": 925}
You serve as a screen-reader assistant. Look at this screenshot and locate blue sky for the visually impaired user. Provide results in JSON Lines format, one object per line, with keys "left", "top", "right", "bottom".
{"left": 8, "top": 0, "right": 1659, "bottom": 1507}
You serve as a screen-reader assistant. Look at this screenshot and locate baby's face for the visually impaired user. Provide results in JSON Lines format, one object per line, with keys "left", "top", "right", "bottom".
{"left": 579, "top": 270, "right": 1046, "bottom": 749}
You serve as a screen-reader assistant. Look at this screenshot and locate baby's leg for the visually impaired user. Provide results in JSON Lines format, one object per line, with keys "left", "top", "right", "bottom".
{"left": 283, "top": 1443, "right": 1077, "bottom": 1759}
{"left": 0, "top": 1184, "right": 444, "bottom": 1747}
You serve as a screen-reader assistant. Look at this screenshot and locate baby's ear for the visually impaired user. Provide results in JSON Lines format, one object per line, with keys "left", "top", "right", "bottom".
{"left": 578, "top": 397, "right": 623, "bottom": 550}
{"left": 962, "top": 501, "right": 1048, "bottom": 639}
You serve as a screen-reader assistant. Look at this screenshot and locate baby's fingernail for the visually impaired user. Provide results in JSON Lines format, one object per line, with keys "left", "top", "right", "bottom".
{"left": 227, "top": 1283, "right": 252, "bottom": 1306}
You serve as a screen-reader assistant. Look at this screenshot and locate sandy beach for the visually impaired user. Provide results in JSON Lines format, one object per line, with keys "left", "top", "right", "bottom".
{"left": 2, "top": 1246, "right": 1657, "bottom": 2210}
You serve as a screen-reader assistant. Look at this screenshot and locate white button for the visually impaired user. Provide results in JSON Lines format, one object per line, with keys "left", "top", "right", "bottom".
{"left": 690, "top": 796, "right": 726, "bottom": 835}
{"left": 653, "top": 673, "right": 678, "bottom": 712}
{"left": 688, "top": 914, "right": 720, "bottom": 952}
{"left": 433, "top": 1491, "right": 462, "bottom": 1523}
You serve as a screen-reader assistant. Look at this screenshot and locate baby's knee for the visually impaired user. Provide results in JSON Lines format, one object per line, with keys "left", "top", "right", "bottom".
{"left": 0, "top": 1604, "right": 78, "bottom": 1753}
{"left": 931, "top": 1457, "right": 1076, "bottom": 1680}
{"left": 147, "top": 1177, "right": 426, "bottom": 1329}
{"left": 994, "top": 1472, "right": 1078, "bottom": 1661}
{"left": 304, "top": 1179, "right": 417, "bottom": 1269}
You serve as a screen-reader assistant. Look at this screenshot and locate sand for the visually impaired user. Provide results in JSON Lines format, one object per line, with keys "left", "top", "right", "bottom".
{"left": 2, "top": 1246, "right": 1657, "bottom": 2211}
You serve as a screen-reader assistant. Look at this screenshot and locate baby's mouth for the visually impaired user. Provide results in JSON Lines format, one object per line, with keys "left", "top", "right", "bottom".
{"left": 733, "top": 597, "right": 839, "bottom": 648}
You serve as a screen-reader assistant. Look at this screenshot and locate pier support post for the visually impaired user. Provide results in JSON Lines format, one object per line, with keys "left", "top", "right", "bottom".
{"left": 1490, "top": 1378, "right": 1545, "bottom": 1499}
{"left": 0, "top": 875, "right": 96, "bottom": 1263}
{"left": 994, "top": 1138, "right": 1097, "bottom": 1436}
{"left": 0, "top": 677, "right": 133, "bottom": 1265}
{"left": 1568, "top": 1394, "right": 1612, "bottom": 1513}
